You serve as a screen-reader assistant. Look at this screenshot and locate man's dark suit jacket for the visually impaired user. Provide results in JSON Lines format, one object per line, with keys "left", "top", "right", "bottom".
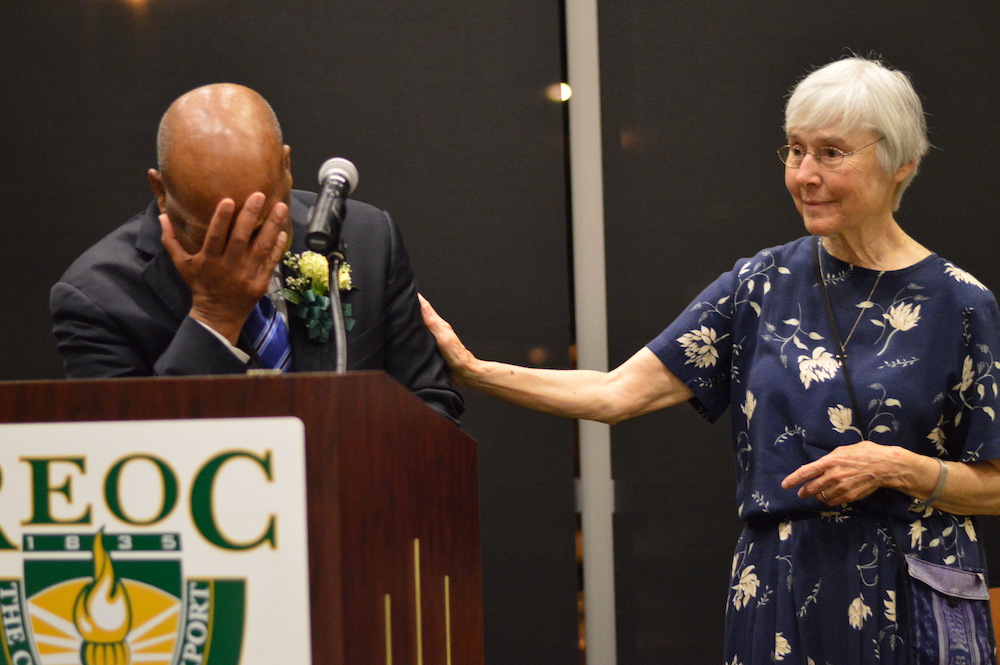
{"left": 50, "top": 190, "right": 464, "bottom": 422}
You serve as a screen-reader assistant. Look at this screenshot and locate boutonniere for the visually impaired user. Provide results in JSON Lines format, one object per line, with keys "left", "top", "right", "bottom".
{"left": 279, "top": 251, "right": 356, "bottom": 343}
{"left": 336, "top": 260, "right": 354, "bottom": 292}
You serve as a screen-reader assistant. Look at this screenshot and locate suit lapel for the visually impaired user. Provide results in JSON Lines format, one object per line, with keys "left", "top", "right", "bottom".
{"left": 136, "top": 202, "right": 191, "bottom": 323}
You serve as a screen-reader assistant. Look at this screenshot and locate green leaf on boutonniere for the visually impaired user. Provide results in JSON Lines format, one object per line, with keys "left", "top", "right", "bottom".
{"left": 279, "top": 288, "right": 303, "bottom": 305}
{"left": 342, "top": 303, "right": 356, "bottom": 332}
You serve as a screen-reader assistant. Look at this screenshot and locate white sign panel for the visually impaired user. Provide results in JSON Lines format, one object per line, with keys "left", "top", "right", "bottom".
{"left": 0, "top": 417, "right": 312, "bottom": 665}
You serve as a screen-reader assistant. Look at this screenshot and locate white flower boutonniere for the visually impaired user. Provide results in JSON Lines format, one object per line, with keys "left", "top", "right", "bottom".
{"left": 280, "top": 251, "right": 356, "bottom": 343}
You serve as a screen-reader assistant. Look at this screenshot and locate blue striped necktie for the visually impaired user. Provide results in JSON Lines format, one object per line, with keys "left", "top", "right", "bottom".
{"left": 243, "top": 296, "right": 291, "bottom": 372}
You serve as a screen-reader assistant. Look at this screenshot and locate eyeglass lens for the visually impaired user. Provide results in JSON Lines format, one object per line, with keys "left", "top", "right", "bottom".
{"left": 778, "top": 145, "right": 845, "bottom": 168}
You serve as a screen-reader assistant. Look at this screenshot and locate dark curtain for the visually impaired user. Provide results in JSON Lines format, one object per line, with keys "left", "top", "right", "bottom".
{"left": 0, "top": 3, "right": 579, "bottom": 664}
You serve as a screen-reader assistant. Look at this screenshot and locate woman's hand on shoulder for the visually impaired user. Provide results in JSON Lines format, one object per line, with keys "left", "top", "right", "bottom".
{"left": 419, "top": 294, "right": 482, "bottom": 385}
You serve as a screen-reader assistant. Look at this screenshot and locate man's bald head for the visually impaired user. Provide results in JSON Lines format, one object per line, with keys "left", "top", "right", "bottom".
{"left": 156, "top": 83, "right": 283, "bottom": 175}
{"left": 149, "top": 84, "right": 293, "bottom": 253}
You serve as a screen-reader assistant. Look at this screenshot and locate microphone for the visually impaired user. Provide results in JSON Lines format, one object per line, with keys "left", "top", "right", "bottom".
{"left": 305, "top": 157, "right": 359, "bottom": 255}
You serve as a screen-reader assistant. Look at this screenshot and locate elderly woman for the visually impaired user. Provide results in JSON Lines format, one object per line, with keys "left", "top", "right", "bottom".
{"left": 422, "top": 57, "right": 1000, "bottom": 664}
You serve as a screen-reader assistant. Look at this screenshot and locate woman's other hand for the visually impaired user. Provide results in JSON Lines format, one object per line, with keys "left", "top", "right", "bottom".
{"left": 780, "top": 441, "right": 911, "bottom": 505}
{"left": 783, "top": 444, "right": 1000, "bottom": 514}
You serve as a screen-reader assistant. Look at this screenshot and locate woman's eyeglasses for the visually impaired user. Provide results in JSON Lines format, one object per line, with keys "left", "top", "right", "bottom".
{"left": 777, "top": 137, "right": 884, "bottom": 169}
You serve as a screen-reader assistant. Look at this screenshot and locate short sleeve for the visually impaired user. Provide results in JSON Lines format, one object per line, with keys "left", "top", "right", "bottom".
{"left": 946, "top": 294, "right": 1000, "bottom": 463}
{"left": 647, "top": 266, "right": 744, "bottom": 423}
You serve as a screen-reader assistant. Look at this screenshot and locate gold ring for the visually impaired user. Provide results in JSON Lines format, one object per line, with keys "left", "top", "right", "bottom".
{"left": 820, "top": 490, "right": 829, "bottom": 501}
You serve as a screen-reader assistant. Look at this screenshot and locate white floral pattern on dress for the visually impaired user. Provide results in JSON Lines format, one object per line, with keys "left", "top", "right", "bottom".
{"left": 732, "top": 565, "right": 760, "bottom": 610}
{"left": 926, "top": 418, "right": 947, "bottom": 456}
{"left": 848, "top": 596, "right": 872, "bottom": 629}
{"left": 945, "top": 262, "right": 988, "bottom": 291}
{"left": 774, "top": 633, "right": 791, "bottom": 660}
{"left": 827, "top": 405, "right": 858, "bottom": 435}
{"left": 798, "top": 347, "right": 840, "bottom": 389}
{"left": 909, "top": 520, "right": 927, "bottom": 548}
{"left": 742, "top": 390, "right": 757, "bottom": 421}
{"left": 958, "top": 355, "right": 975, "bottom": 393}
{"left": 877, "top": 303, "right": 921, "bottom": 356}
{"left": 779, "top": 520, "right": 792, "bottom": 541}
{"left": 677, "top": 325, "right": 724, "bottom": 368}
{"left": 883, "top": 590, "right": 896, "bottom": 624}
{"left": 962, "top": 518, "right": 978, "bottom": 542}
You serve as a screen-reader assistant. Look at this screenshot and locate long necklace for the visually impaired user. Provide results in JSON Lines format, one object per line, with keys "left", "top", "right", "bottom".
{"left": 842, "top": 270, "right": 884, "bottom": 348}
{"left": 819, "top": 245, "right": 884, "bottom": 358}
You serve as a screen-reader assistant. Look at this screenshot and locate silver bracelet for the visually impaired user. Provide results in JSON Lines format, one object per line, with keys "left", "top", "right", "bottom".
{"left": 917, "top": 458, "right": 948, "bottom": 506}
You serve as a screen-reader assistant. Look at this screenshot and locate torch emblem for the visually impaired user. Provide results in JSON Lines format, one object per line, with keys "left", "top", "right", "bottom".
{"left": 20, "top": 531, "right": 183, "bottom": 665}
{"left": 4, "top": 532, "right": 246, "bottom": 665}
{"left": 72, "top": 531, "right": 133, "bottom": 665}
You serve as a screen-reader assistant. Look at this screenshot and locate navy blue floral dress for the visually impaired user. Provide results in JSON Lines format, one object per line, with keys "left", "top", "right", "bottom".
{"left": 647, "top": 236, "right": 1000, "bottom": 664}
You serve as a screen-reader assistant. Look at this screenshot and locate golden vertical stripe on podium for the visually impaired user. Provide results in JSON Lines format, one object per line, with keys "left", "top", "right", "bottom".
{"left": 382, "top": 539, "right": 455, "bottom": 665}
{"left": 384, "top": 594, "right": 393, "bottom": 665}
{"left": 444, "top": 575, "right": 452, "bottom": 665}
{"left": 414, "top": 539, "right": 423, "bottom": 665}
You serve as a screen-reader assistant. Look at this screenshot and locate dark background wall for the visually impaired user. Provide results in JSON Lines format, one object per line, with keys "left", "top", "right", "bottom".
{"left": 599, "top": 2, "right": 1000, "bottom": 663}
{"left": 0, "top": 2, "right": 578, "bottom": 664}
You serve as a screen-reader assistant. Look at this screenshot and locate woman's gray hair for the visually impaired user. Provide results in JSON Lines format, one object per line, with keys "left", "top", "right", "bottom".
{"left": 784, "top": 56, "right": 930, "bottom": 210}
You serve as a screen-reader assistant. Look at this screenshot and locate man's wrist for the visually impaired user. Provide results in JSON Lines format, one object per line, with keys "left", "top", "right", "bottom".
{"left": 191, "top": 317, "right": 251, "bottom": 364}
{"left": 188, "top": 307, "right": 244, "bottom": 346}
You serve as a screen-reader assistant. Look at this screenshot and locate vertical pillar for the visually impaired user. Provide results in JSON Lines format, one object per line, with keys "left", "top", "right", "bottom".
{"left": 564, "top": 1, "right": 616, "bottom": 664}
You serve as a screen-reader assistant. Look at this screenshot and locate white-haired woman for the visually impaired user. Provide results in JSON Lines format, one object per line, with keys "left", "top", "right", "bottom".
{"left": 422, "top": 57, "right": 1000, "bottom": 663}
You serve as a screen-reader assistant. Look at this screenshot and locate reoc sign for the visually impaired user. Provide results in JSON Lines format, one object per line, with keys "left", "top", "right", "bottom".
{"left": 0, "top": 418, "right": 312, "bottom": 665}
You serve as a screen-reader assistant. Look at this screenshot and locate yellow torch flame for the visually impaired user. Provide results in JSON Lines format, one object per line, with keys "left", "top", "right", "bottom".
{"left": 73, "top": 532, "right": 133, "bottom": 665}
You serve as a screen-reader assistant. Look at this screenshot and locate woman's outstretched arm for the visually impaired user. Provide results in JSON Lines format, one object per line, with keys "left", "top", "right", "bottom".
{"left": 420, "top": 295, "right": 694, "bottom": 425}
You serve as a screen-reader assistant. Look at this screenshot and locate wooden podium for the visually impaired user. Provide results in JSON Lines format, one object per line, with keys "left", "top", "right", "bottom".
{"left": 0, "top": 371, "right": 483, "bottom": 665}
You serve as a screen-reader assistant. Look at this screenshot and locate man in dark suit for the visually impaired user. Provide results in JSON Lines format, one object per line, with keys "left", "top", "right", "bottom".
{"left": 50, "top": 83, "right": 463, "bottom": 422}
